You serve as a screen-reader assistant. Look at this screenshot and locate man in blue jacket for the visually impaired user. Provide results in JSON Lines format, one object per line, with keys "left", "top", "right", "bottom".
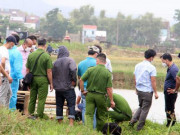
{"left": 9, "top": 34, "right": 23, "bottom": 110}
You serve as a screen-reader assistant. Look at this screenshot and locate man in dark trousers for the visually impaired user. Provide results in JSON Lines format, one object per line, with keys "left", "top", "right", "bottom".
{"left": 52, "top": 46, "right": 77, "bottom": 126}
{"left": 129, "top": 49, "right": 159, "bottom": 131}
{"left": 80, "top": 53, "right": 115, "bottom": 131}
{"left": 26, "top": 38, "right": 53, "bottom": 119}
{"left": 160, "top": 53, "right": 179, "bottom": 127}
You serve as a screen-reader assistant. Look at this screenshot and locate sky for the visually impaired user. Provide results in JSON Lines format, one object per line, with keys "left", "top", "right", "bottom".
{"left": 0, "top": 0, "right": 180, "bottom": 25}
{"left": 42, "top": 0, "right": 180, "bottom": 25}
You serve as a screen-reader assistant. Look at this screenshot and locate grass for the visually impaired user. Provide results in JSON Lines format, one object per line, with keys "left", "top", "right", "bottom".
{"left": 121, "top": 120, "right": 180, "bottom": 135}
{"left": 1, "top": 107, "right": 180, "bottom": 135}
{"left": 0, "top": 107, "right": 101, "bottom": 135}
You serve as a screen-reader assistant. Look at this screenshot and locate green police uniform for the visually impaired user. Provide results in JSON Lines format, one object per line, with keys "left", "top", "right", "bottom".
{"left": 81, "top": 64, "right": 112, "bottom": 131}
{"left": 107, "top": 93, "right": 132, "bottom": 122}
{"left": 26, "top": 49, "right": 53, "bottom": 118}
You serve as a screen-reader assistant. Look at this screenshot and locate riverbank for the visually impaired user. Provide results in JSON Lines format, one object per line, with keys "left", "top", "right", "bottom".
{"left": 0, "top": 107, "right": 180, "bottom": 135}
{"left": 113, "top": 89, "right": 180, "bottom": 124}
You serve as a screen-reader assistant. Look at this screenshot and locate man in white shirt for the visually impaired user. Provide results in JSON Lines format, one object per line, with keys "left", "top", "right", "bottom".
{"left": 129, "top": 49, "right": 159, "bottom": 131}
{"left": 0, "top": 35, "right": 16, "bottom": 107}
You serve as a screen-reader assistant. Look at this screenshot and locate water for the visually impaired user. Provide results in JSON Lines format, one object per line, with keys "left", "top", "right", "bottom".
{"left": 113, "top": 89, "right": 180, "bottom": 124}
{"left": 48, "top": 87, "right": 180, "bottom": 124}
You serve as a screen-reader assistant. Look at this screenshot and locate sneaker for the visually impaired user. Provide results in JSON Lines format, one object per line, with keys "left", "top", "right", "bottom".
{"left": 28, "top": 115, "right": 37, "bottom": 120}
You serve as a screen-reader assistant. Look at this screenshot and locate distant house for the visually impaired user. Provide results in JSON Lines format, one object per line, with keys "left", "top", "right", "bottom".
{"left": 159, "top": 21, "right": 170, "bottom": 43}
{"left": 95, "top": 31, "right": 107, "bottom": 42}
{"left": 0, "top": 9, "right": 26, "bottom": 23}
{"left": 24, "top": 15, "right": 40, "bottom": 29}
{"left": 0, "top": 8, "right": 40, "bottom": 29}
{"left": 82, "top": 25, "right": 97, "bottom": 44}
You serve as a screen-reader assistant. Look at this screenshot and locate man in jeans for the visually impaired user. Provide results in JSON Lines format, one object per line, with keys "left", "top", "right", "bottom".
{"left": 52, "top": 46, "right": 77, "bottom": 126}
{"left": 77, "top": 46, "right": 100, "bottom": 124}
{"left": 129, "top": 49, "right": 159, "bottom": 131}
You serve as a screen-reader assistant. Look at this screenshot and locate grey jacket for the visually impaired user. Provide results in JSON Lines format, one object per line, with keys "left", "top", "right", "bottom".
{"left": 52, "top": 46, "right": 77, "bottom": 91}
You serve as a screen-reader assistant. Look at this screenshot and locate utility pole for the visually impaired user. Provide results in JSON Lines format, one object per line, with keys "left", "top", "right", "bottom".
{"left": 116, "top": 19, "right": 119, "bottom": 45}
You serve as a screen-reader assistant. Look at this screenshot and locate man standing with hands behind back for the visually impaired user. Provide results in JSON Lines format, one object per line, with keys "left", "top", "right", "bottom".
{"left": 161, "top": 53, "right": 179, "bottom": 127}
{"left": 129, "top": 49, "right": 158, "bottom": 131}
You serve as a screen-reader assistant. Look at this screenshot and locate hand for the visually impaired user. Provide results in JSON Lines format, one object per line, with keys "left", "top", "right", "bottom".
{"left": 27, "top": 86, "right": 30, "bottom": 91}
{"left": 167, "top": 88, "right": 176, "bottom": 94}
{"left": 82, "top": 91, "right": 88, "bottom": 96}
{"left": 154, "top": 92, "right": 158, "bottom": 99}
{"left": 6, "top": 71, "right": 9, "bottom": 74}
{"left": 110, "top": 101, "right": 115, "bottom": 108}
{"left": 20, "top": 79, "right": 23, "bottom": 87}
{"left": 50, "top": 83, "right": 53, "bottom": 92}
{"left": 135, "top": 89, "right": 138, "bottom": 95}
{"left": 72, "top": 81, "right": 76, "bottom": 86}
{"left": 8, "top": 76, "right": 13, "bottom": 83}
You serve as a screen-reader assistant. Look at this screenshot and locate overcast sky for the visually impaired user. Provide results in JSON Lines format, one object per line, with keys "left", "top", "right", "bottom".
{"left": 0, "top": 0, "right": 180, "bottom": 25}
{"left": 42, "top": 0, "right": 180, "bottom": 24}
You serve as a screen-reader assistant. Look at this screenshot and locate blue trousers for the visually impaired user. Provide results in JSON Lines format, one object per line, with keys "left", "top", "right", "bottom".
{"left": 9, "top": 79, "right": 19, "bottom": 110}
{"left": 81, "top": 97, "right": 97, "bottom": 129}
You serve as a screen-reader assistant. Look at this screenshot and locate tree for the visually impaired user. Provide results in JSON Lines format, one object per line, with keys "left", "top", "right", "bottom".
{"left": 174, "top": 9, "right": 180, "bottom": 22}
{"left": 70, "top": 5, "right": 96, "bottom": 26}
{"left": 173, "top": 9, "right": 180, "bottom": 39}
{"left": 40, "top": 8, "right": 67, "bottom": 40}
{"left": 100, "top": 10, "right": 106, "bottom": 19}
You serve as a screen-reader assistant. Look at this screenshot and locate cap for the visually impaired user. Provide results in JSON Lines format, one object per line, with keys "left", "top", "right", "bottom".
{"left": 88, "top": 46, "right": 100, "bottom": 53}
{"left": 6, "top": 35, "right": 17, "bottom": 45}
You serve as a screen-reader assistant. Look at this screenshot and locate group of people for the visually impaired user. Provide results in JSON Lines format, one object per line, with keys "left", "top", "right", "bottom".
{"left": 0, "top": 34, "right": 114, "bottom": 131}
{"left": 129, "top": 49, "right": 180, "bottom": 131}
{"left": 0, "top": 34, "right": 37, "bottom": 111}
{"left": 0, "top": 33, "right": 179, "bottom": 132}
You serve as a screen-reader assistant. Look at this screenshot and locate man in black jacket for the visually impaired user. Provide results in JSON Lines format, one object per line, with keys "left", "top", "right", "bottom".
{"left": 52, "top": 45, "right": 77, "bottom": 126}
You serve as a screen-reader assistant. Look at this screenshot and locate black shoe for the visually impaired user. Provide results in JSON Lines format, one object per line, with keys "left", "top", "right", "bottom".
{"left": 129, "top": 122, "right": 134, "bottom": 127}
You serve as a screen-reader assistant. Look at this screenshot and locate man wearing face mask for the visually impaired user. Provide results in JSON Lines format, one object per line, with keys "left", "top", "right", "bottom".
{"left": 18, "top": 38, "right": 33, "bottom": 77}
{"left": 160, "top": 53, "right": 179, "bottom": 127}
{"left": 27, "top": 35, "right": 37, "bottom": 52}
{"left": 9, "top": 34, "right": 24, "bottom": 110}
{"left": 129, "top": 49, "right": 158, "bottom": 131}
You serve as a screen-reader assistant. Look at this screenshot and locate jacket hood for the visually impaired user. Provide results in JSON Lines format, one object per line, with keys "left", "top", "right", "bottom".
{"left": 58, "top": 46, "right": 69, "bottom": 58}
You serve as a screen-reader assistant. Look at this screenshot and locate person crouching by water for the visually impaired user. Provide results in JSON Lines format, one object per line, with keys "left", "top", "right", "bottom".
{"left": 129, "top": 49, "right": 159, "bottom": 131}
{"left": 160, "top": 53, "right": 179, "bottom": 127}
{"left": 52, "top": 46, "right": 77, "bottom": 126}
